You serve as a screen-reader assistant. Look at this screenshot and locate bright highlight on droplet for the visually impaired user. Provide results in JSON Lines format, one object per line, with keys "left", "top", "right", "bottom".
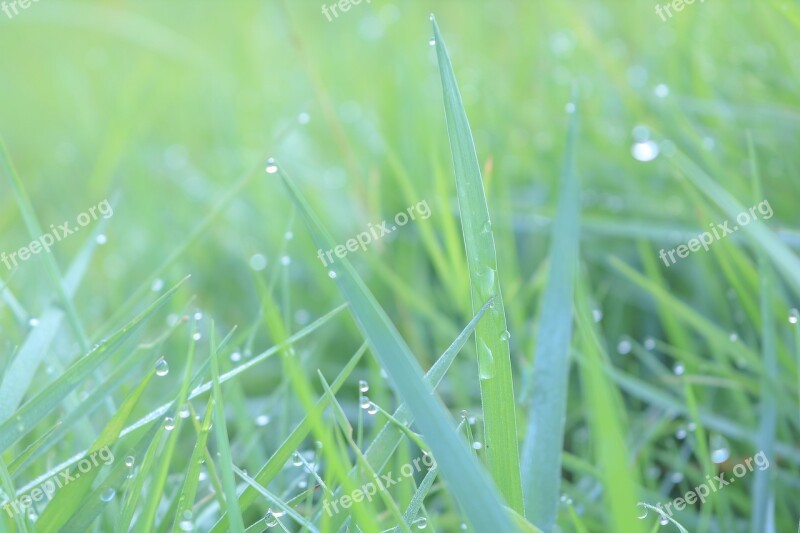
{"left": 631, "top": 140, "right": 660, "bottom": 162}
{"left": 265, "top": 158, "right": 278, "bottom": 174}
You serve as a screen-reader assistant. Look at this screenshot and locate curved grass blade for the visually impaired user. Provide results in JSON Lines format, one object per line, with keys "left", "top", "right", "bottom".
{"left": 430, "top": 15, "right": 524, "bottom": 514}
{"left": 519, "top": 95, "right": 580, "bottom": 530}
{"left": 171, "top": 396, "right": 214, "bottom": 533}
{"left": 275, "top": 163, "right": 515, "bottom": 532}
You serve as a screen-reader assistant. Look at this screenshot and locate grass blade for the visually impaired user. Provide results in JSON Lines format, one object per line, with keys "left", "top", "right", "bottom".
{"left": 430, "top": 15, "right": 524, "bottom": 513}
{"left": 519, "top": 96, "right": 580, "bottom": 530}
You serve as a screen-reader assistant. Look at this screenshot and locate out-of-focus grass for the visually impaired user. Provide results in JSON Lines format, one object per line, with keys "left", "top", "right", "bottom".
{"left": 0, "top": 1, "right": 799, "bottom": 532}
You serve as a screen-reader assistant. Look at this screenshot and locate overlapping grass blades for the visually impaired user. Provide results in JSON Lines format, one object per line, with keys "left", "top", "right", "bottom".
{"left": 275, "top": 162, "right": 517, "bottom": 532}
{"left": 430, "top": 16, "right": 524, "bottom": 514}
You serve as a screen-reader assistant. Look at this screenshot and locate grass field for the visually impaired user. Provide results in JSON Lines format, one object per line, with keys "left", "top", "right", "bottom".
{"left": 0, "top": 1, "right": 799, "bottom": 532}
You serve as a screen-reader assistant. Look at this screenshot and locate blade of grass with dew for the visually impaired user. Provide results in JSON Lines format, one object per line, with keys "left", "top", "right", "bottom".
{"left": 134, "top": 324, "right": 201, "bottom": 533}
{"left": 231, "top": 466, "right": 317, "bottom": 533}
{"left": 430, "top": 15, "right": 524, "bottom": 513}
{"left": 116, "top": 423, "right": 167, "bottom": 533}
{"left": 208, "top": 323, "right": 245, "bottom": 533}
{"left": 324, "top": 299, "right": 494, "bottom": 531}
{"left": 61, "top": 423, "right": 161, "bottom": 532}
{"left": 749, "top": 135, "right": 777, "bottom": 533}
{"left": 207, "top": 342, "right": 368, "bottom": 533}
{"left": 398, "top": 464, "right": 438, "bottom": 530}
{"left": 35, "top": 370, "right": 155, "bottom": 532}
{"left": 0, "top": 276, "right": 188, "bottom": 453}
{"left": 274, "top": 162, "right": 517, "bottom": 533}
{"left": 0, "top": 454, "right": 28, "bottom": 533}
{"left": 171, "top": 396, "right": 214, "bottom": 533}
{"left": 519, "top": 95, "right": 580, "bottom": 530}
{"left": 575, "top": 277, "right": 644, "bottom": 533}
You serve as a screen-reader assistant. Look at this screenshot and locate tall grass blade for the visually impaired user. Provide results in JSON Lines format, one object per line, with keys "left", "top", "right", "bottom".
{"left": 430, "top": 16, "right": 524, "bottom": 513}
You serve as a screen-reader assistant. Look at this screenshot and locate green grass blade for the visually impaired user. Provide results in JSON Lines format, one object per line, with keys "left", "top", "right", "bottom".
{"left": 209, "top": 323, "right": 246, "bottom": 533}
{"left": 0, "top": 276, "right": 188, "bottom": 453}
{"left": 430, "top": 15, "right": 524, "bottom": 513}
{"left": 519, "top": 96, "right": 580, "bottom": 529}
{"left": 171, "top": 396, "right": 214, "bottom": 533}
{"left": 275, "top": 163, "right": 516, "bottom": 532}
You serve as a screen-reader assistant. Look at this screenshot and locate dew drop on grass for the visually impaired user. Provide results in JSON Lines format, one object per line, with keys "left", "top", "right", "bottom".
{"left": 151, "top": 278, "right": 164, "bottom": 292}
{"left": 789, "top": 308, "right": 799, "bottom": 324}
{"left": 194, "top": 311, "right": 203, "bottom": 320}
{"left": 644, "top": 337, "right": 656, "bottom": 350}
{"left": 28, "top": 318, "right": 39, "bottom": 327}
{"left": 471, "top": 441, "right": 483, "bottom": 450}
{"left": 367, "top": 402, "right": 378, "bottom": 415}
{"left": 675, "top": 427, "right": 687, "bottom": 440}
{"left": 636, "top": 504, "right": 649, "bottom": 519}
{"left": 359, "top": 379, "right": 369, "bottom": 393}
{"left": 413, "top": 516, "right": 428, "bottom": 529}
{"left": 265, "top": 158, "right": 278, "bottom": 174}
{"left": 255, "top": 415, "right": 270, "bottom": 426}
{"left": 659, "top": 516, "right": 669, "bottom": 526}
{"left": 673, "top": 363, "right": 685, "bottom": 376}
{"left": 632, "top": 125, "right": 650, "bottom": 141}
{"left": 592, "top": 309, "right": 603, "bottom": 323}
{"left": 565, "top": 102, "right": 576, "bottom": 114}
{"left": 271, "top": 509, "right": 285, "bottom": 519}
{"left": 124, "top": 456, "right": 135, "bottom": 467}
{"left": 710, "top": 434, "right": 730, "bottom": 464}
{"left": 477, "top": 340, "right": 495, "bottom": 380}
{"left": 559, "top": 494, "right": 573, "bottom": 505}
{"left": 96, "top": 234, "right": 107, "bottom": 245}
{"left": 100, "top": 487, "right": 116, "bottom": 502}
{"left": 230, "top": 352, "right": 242, "bottom": 362}
{"left": 249, "top": 253, "right": 267, "bottom": 271}
{"left": 654, "top": 84, "right": 670, "bottom": 98}
{"left": 280, "top": 255, "right": 291, "bottom": 266}
{"left": 264, "top": 512, "right": 278, "bottom": 527}
{"left": 500, "top": 330, "right": 511, "bottom": 342}
{"left": 328, "top": 270, "right": 337, "bottom": 279}
{"left": 428, "top": 37, "right": 436, "bottom": 46}
{"left": 179, "top": 406, "right": 190, "bottom": 418}
{"left": 179, "top": 520, "right": 193, "bottom": 531}
{"left": 291, "top": 452, "right": 304, "bottom": 466}
{"left": 155, "top": 358, "right": 169, "bottom": 376}
{"left": 617, "top": 339, "right": 632, "bottom": 355}
{"left": 360, "top": 395, "right": 371, "bottom": 409}
{"left": 192, "top": 332, "right": 202, "bottom": 341}
{"left": 460, "top": 523, "right": 467, "bottom": 530}
{"left": 729, "top": 332, "right": 739, "bottom": 342}
{"left": 284, "top": 231, "right": 294, "bottom": 240}
{"left": 631, "top": 140, "right": 660, "bottom": 162}
{"left": 670, "top": 471, "right": 684, "bottom": 483}
{"left": 164, "top": 417, "right": 176, "bottom": 431}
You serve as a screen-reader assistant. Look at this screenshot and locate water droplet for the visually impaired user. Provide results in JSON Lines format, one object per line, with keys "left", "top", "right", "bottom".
{"left": 193, "top": 312, "right": 203, "bottom": 321}
{"left": 280, "top": 255, "right": 291, "bottom": 266}
{"left": 291, "top": 452, "right": 304, "bottom": 466}
{"left": 192, "top": 332, "right": 202, "bottom": 341}
{"left": 500, "top": 330, "right": 511, "bottom": 342}
{"left": 297, "top": 113, "right": 310, "bottom": 125}
{"left": 359, "top": 379, "right": 369, "bottom": 393}
{"left": 413, "top": 516, "right": 428, "bottom": 529}
{"left": 367, "top": 402, "right": 378, "bottom": 415}
{"left": 673, "top": 363, "right": 685, "bottom": 376}
{"left": 560, "top": 494, "right": 573, "bottom": 505}
{"left": 789, "top": 308, "right": 799, "bottom": 324}
{"left": 179, "top": 520, "right": 193, "bottom": 531}
{"left": 328, "top": 270, "right": 337, "bottom": 279}
{"left": 565, "top": 102, "right": 576, "bottom": 114}
{"left": 710, "top": 435, "right": 730, "bottom": 464}
{"left": 164, "top": 417, "right": 176, "bottom": 431}
{"left": 654, "top": 84, "right": 670, "bottom": 98}
{"left": 617, "top": 339, "right": 632, "bottom": 355}
{"left": 675, "top": 428, "right": 687, "bottom": 440}
{"left": 28, "top": 318, "right": 39, "bottom": 327}
{"left": 255, "top": 415, "right": 270, "bottom": 427}
{"left": 687, "top": 422, "right": 696, "bottom": 431}
{"left": 729, "top": 332, "right": 739, "bottom": 342}
{"left": 632, "top": 140, "right": 660, "bottom": 162}
{"left": 198, "top": 471, "right": 208, "bottom": 481}
{"left": 96, "top": 234, "right": 107, "bottom": 245}
{"left": 460, "top": 523, "right": 467, "bottom": 530}
{"left": 179, "top": 407, "right": 191, "bottom": 418}
{"left": 428, "top": 37, "right": 436, "bottom": 46}
{"left": 270, "top": 509, "right": 285, "bottom": 519}
{"left": 636, "top": 504, "right": 649, "bottom": 519}
{"left": 100, "top": 487, "right": 116, "bottom": 502}
{"left": 670, "top": 471, "right": 684, "bottom": 483}
{"left": 644, "top": 337, "right": 656, "bottom": 350}
{"left": 659, "top": 516, "right": 669, "bottom": 526}
{"left": 155, "top": 358, "right": 169, "bottom": 376}
{"left": 151, "top": 278, "right": 164, "bottom": 292}
{"left": 265, "top": 158, "right": 278, "bottom": 174}
{"left": 230, "top": 352, "right": 242, "bottom": 362}
{"left": 477, "top": 340, "right": 495, "bottom": 380}
{"left": 592, "top": 309, "right": 603, "bottom": 323}
{"left": 249, "top": 253, "right": 268, "bottom": 271}
{"left": 471, "top": 441, "right": 483, "bottom": 450}
{"left": 124, "top": 456, "right": 135, "bottom": 467}
{"left": 284, "top": 231, "right": 294, "bottom": 240}
{"left": 360, "top": 395, "right": 371, "bottom": 409}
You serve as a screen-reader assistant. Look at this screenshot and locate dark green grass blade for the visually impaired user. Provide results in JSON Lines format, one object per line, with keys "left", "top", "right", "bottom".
{"left": 430, "top": 16, "right": 524, "bottom": 514}
{"left": 275, "top": 163, "right": 517, "bottom": 532}
{"left": 520, "top": 96, "right": 580, "bottom": 530}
